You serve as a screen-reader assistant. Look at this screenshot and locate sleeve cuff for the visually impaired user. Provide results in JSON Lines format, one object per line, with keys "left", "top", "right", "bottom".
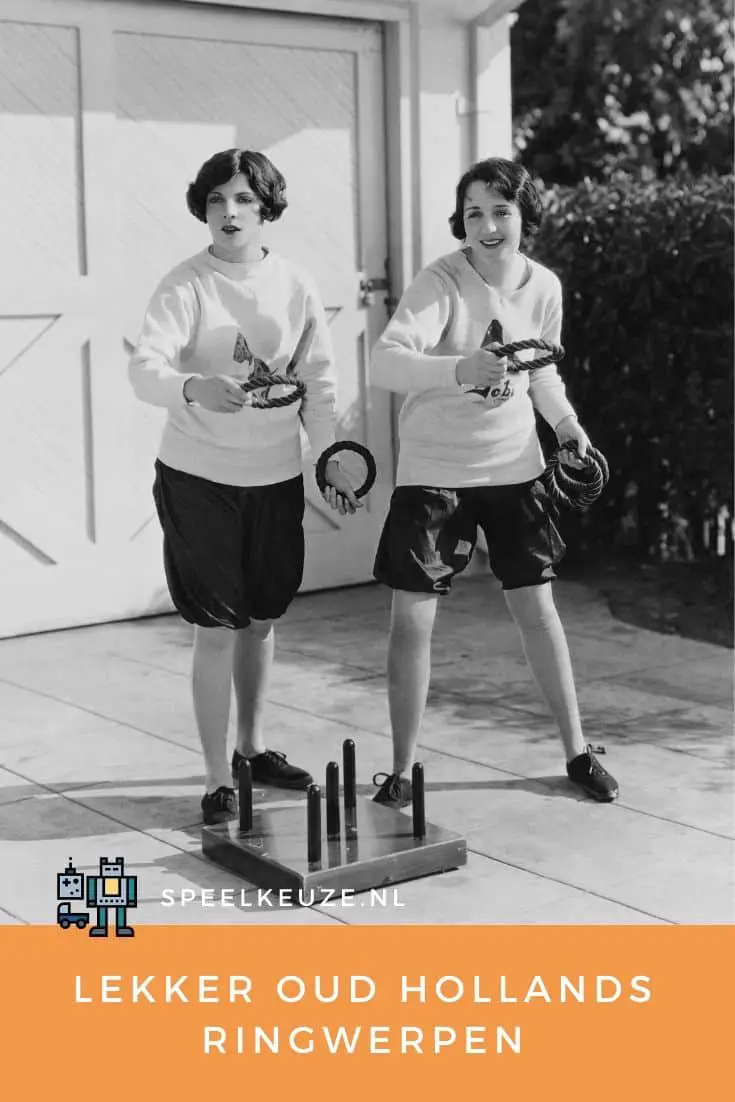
{"left": 428, "top": 357, "right": 463, "bottom": 389}
{"left": 532, "top": 393, "right": 577, "bottom": 429}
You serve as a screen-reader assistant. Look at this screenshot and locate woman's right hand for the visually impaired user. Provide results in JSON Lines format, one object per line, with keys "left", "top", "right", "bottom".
{"left": 455, "top": 344, "right": 509, "bottom": 388}
{"left": 184, "top": 375, "right": 248, "bottom": 413}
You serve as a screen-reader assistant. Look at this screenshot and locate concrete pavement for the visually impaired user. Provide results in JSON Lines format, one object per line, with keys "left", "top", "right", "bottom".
{"left": 1, "top": 574, "right": 732, "bottom": 926}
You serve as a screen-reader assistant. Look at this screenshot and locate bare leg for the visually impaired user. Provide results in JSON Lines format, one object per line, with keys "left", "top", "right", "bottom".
{"left": 192, "top": 626, "right": 236, "bottom": 792}
{"left": 232, "top": 618, "right": 275, "bottom": 757}
{"left": 503, "top": 583, "right": 586, "bottom": 760}
{"left": 386, "top": 590, "right": 439, "bottom": 775}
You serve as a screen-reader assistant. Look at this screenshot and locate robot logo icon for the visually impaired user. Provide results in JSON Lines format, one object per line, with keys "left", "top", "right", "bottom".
{"left": 56, "top": 859, "right": 89, "bottom": 931}
{"left": 55, "top": 857, "right": 138, "bottom": 937}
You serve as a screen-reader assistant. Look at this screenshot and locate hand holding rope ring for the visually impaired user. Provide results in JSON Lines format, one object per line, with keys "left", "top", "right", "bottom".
{"left": 239, "top": 369, "right": 306, "bottom": 409}
{"left": 315, "top": 441, "right": 377, "bottom": 500}
{"left": 232, "top": 332, "right": 306, "bottom": 410}
{"left": 487, "top": 338, "right": 565, "bottom": 373}
{"left": 542, "top": 439, "right": 610, "bottom": 511}
{"left": 467, "top": 332, "right": 564, "bottom": 400}
{"left": 466, "top": 331, "right": 609, "bottom": 510}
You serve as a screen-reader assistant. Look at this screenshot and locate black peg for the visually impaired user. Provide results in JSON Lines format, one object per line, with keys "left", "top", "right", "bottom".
{"left": 412, "top": 762, "right": 426, "bottom": 839}
{"left": 307, "top": 784, "right": 322, "bottom": 865}
{"left": 343, "top": 738, "right": 356, "bottom": 813}
{"left": 326, "top": 761, "right": 340, "bottom": 840}
{"left": 238, "top": 759, "right": 252, "bottom": 832}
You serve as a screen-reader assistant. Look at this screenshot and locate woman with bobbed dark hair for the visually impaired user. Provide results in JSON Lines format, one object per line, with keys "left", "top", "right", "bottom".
{"left": 129, "top": 148, "right": 359, "bottom": 826}
{"left": 186, "top": 148, "right": 288, "bottom": 224}
{"left": 448, "top": 158, "right": 543, "bottom": 242}
{"left": 368, "top": 156, "right": 619, "bottom": 811}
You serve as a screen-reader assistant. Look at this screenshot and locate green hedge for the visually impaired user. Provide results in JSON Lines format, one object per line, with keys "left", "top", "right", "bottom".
{"left": 531, "top": 172, "right": 734, "bottom": 561}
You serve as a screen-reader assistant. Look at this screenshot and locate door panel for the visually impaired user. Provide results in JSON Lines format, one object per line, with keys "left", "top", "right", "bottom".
{"left": 0, "top": 1, "right": 392, "bottom": 638}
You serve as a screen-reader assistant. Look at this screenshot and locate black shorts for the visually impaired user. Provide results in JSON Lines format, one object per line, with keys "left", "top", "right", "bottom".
{"left": 373, "top": 480, "right": 566, "bottom": 595}
{"left": 152, "top": 460, "right": 305, "bottom": 629}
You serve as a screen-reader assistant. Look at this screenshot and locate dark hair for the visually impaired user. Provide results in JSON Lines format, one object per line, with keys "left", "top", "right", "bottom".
{"left": 449, "top": 158, "right": 542, "bottom": 240}
{"left": 186, "top": 149, "right": 287, "bottom": 224}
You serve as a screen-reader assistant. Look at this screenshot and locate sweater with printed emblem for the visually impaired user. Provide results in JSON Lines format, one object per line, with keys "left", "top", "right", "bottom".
{"left": 129, "top": 248, "right": 337, "bottom": 487}
{"left": 370, "top": 249, "right": 577, "bottom": 488}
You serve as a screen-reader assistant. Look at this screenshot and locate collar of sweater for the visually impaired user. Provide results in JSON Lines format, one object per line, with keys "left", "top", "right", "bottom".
{"left": 204, "top": 245, "right": 273, "bottom": 279}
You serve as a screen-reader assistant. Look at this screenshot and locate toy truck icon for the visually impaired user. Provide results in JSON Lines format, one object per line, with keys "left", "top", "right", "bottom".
{"left": 57, "top": 902, "right": 90, "bottom": 930}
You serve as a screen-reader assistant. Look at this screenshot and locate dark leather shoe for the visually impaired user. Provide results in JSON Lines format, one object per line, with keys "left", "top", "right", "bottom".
{"left": 233, "top": 749, "right": 313, "bottom": 790}
{"left": 567, "top": 746, "right": 619, "bottom": 802}
{"left": 372, "top": 772, "right": 412, "bottom": 809}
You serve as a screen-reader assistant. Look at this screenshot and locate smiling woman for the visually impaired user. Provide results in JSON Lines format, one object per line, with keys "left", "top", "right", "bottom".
{"left": 366, "top": 155, "right": 620, "bottom": 811}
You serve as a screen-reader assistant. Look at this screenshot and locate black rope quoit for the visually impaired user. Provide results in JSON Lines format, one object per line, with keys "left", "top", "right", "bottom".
{"left": 490, "top": 338, "right": 565, "bottom": 373}
{"left": 239, "top": 370, "right": 306, "bottom": 409}
{"left": 315, "top": 441, "right": 377, "bottom": 500}
{"left": 542, "top": 440, "right": 610, "bottom": 511}
{"left": 471, "top": 334, "right": 610, "bottom": 510}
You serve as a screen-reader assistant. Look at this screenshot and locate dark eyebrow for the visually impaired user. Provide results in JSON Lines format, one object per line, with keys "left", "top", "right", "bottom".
{"left": 464, "top": 202, "right": 512, "bottom": 212}
{"left": 208, "top": 189, "right": 255, "bottom": 199}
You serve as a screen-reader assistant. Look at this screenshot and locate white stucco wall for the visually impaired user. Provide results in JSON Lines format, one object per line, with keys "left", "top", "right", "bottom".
{"left": 411, "top": 5, "right": 514, "bottom": 267}
{"left": 415, "top": 16, "right": 471, "bottom": 265}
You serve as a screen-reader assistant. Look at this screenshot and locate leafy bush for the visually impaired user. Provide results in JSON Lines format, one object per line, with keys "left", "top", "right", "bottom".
{"left": 531, "top": 171, "right": 733, "bottom": 561}
{"left": 512, "top": 0, "right": 734, "bottom": 183}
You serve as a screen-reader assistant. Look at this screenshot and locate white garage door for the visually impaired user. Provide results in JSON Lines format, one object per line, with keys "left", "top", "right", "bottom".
{"left": 0, "top": 0, "right": 392, "bottom": 639}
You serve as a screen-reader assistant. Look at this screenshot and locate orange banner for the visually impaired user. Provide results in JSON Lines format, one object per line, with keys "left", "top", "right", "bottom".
{"left": 2, "top": 925, "right": 732, "bottom": 1100}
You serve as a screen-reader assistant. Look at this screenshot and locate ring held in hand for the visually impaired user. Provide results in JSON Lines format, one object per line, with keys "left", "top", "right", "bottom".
{"left": 488, "top": 338, "right": 565, "bottom": 374}
{"left": 468, "top": 335, "right": 565, "bottom": 399}
{"left": 315, "top": 442, "right": 377, "bottom": 500}
{"left": 240, "top": 371, "right": 306, "bottom": 409}
{"left": 542, "top": 441, "right": 610, "bottom": 511}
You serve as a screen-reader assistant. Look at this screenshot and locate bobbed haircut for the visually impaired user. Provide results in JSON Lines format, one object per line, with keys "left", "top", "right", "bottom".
{"left": 186, "top": 148, "right": 287, "bottom": 224}
{"left": 449, "top": 158, "right": 543, "bottom": 241}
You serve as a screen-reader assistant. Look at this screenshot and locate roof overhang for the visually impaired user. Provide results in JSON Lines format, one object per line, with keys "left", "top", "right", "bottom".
{"left": 412, "top": 0, "right": 526, "bottom": 24}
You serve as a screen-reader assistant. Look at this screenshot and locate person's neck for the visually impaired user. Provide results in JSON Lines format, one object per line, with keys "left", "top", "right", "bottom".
{"left": 465, "top": 247, "right": 526, "bottom": 292}
{"left": 209, "top": 241, "right": 266, "bottom": 264}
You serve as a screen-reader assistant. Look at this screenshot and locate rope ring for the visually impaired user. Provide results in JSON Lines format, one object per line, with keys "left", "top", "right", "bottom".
{"left": 542, "top": 442, "right": 610, "bottom": 511}
{"left": 315, "top": 442, "right": 377, "bottom": 500}
{"left": 467, "top": 337, "right": 565, "bottom": 397}
{"left": 489, "top": 338, "right": 565, "bottom": 373}
{"left": 469, "top": 333, "right": 607, "bottom": 509}
{"left": 240, "top": 372, "right": 306, "bottom": 409}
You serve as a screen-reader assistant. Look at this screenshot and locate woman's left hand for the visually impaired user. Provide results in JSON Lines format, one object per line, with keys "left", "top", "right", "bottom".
{"left": 320, "top": 459, "right": 362, "bottom": 515}
{"left": 555, "top": 416, "right": 591, "bottom": 469}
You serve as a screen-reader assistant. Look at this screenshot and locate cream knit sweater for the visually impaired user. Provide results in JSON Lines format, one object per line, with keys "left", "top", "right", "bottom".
{"left": 129, "top": 248, "right": 337, "bottom": 487}
{"left": 371, "top": 250, "right": 577, "bottom": 488}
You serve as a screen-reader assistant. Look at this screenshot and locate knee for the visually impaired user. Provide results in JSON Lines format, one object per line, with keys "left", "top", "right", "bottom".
{"left": 390, "top": 593, "right": 437, "bottom": 643}
{"left": 504, "top": 583, "right": 559, "bottom": 630}
{"left": 193, "top": 625, "right": 235, "bottom": 655}
{"left": 246, "top": 617, "right": 276, "bottom": 641}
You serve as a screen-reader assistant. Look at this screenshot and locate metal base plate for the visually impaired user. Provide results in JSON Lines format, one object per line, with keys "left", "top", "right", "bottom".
{"left": 202, "top": 791, "right": 467, "bottom": 900}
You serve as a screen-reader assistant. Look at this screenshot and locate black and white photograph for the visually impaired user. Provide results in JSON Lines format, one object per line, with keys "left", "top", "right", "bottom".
{"left": 0, "top": 0, "right": 732, "bottom": 931}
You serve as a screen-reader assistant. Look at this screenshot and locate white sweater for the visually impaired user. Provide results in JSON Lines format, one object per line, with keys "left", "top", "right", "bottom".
{"left": 129, "top": 248, "right": 337, "bottom": 487}
{"left": 371, "top": 250, "right": 577, "bottom": 488}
